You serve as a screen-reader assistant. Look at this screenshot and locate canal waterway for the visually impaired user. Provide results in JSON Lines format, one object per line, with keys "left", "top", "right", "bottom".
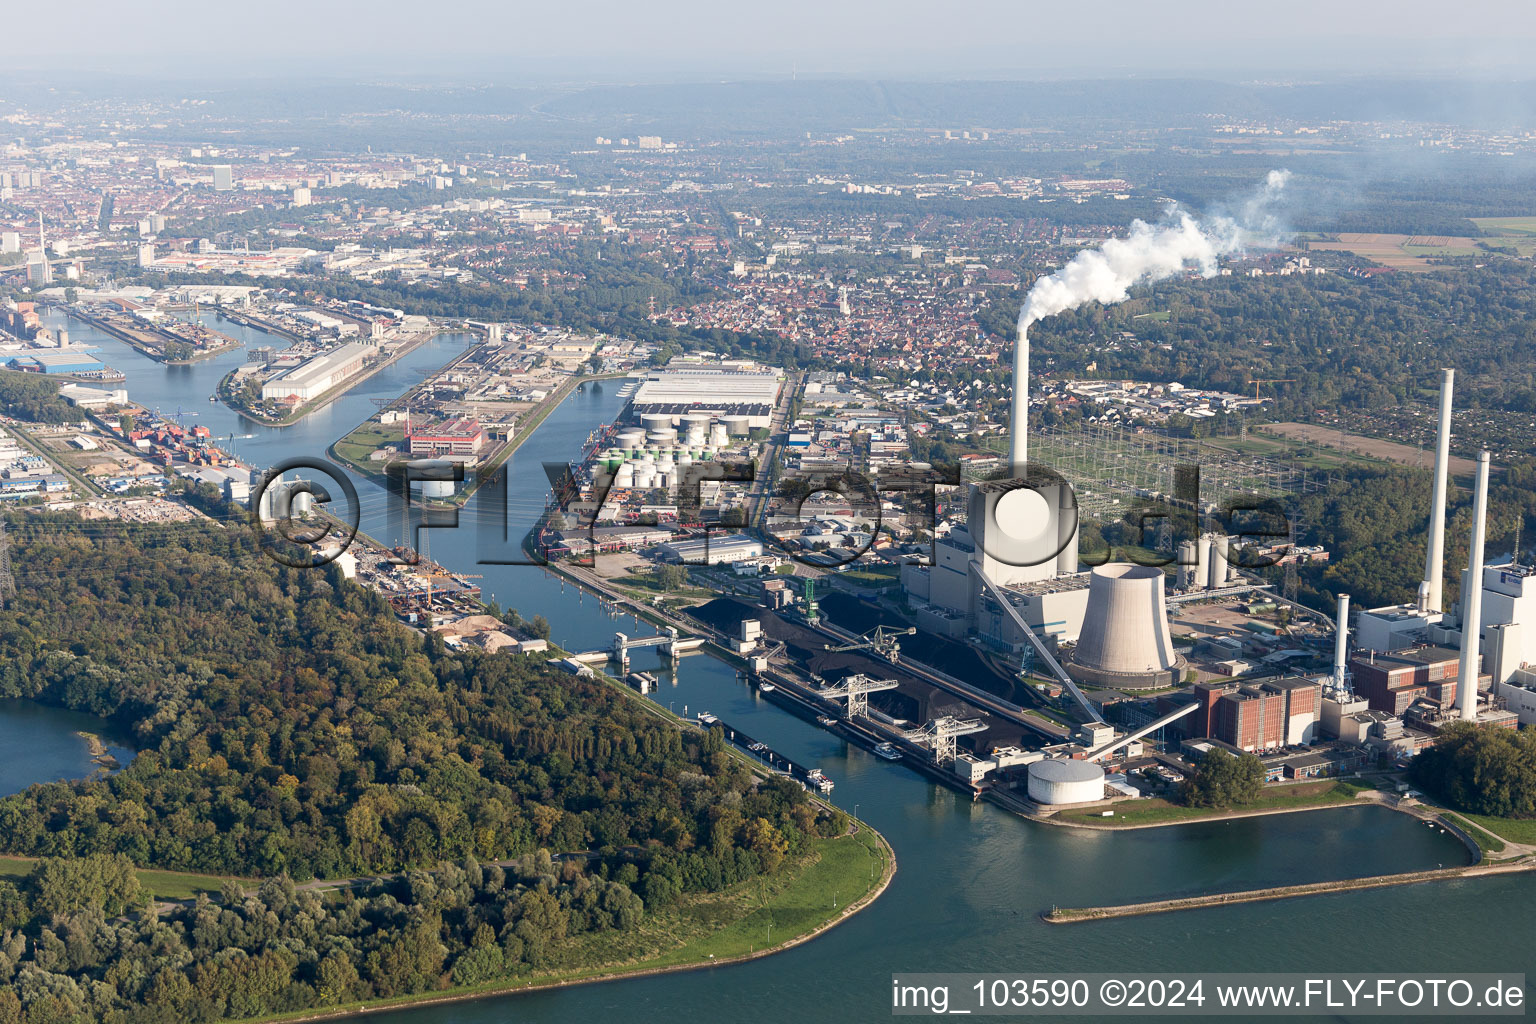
{"left": 31, "top": 308, "right": 1533, "bottom": 1022}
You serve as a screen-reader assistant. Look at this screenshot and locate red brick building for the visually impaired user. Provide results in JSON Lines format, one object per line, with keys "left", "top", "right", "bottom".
{"left": 1350, "top": 647, "right": 1459, "bottom": 715}
{"left": 1187, "top": 677, "right": 1322, "bottom": 752}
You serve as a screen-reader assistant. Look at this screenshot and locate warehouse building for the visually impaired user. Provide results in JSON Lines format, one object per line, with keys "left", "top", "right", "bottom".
{"left": 7, "top": 351, "right": 106, "bottom": 374}
{"left": 629, "top": 363, "right": 784, "bottom": 429}
{"left": 407, "top": 417, "right": 486, "bottom": 456}
{"left": 261, "top": 343, "right": 373, "bottom": 403}
{"left": 655, "top": 534, "right": 764, "bottom": 565}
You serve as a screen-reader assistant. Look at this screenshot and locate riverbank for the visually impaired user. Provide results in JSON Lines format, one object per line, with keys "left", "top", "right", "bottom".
{"left": 1021, "top": 779, "right": 1376, "bottom": 831}
{"left": 210, "top": 827, "right": 894, "bottom": 1024}
{"left": 223, "top": 328, "right": 464, "bottom": 427}
{"left": 66, "top": 307, "right": 240, "bottom": 365}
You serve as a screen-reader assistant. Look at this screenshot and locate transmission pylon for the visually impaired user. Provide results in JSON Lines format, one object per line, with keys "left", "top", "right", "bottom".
{"left": 0, "top": 521, "right": 16, "bottom": 606}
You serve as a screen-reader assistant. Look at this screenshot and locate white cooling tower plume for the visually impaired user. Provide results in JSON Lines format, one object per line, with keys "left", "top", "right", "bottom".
{"left": 1423, "top": 368, "right": 1455, "bottom": 614}
{"left": 1332, "top": 593, "right": 1351, "bottom": 691}
{"left": 1457, "top": 450, "right": 1491, "bottom": 721}
{"left": 1009, "top": 171, "right": 1290, "bottom": 477}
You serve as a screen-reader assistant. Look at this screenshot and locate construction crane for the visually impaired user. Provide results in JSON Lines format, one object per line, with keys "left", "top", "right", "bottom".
{"left": 823, "top": 625, "right": 917, "bottom": 664}
{"left": 206, "top": 432, "right": 255, "bottom": 457}
{"left": 1249, "top": 379, "right": 1295, "bottom": 400}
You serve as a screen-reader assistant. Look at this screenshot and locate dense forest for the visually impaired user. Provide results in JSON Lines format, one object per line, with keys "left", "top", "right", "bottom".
{"left": 976, "top": 262, "right": 1536, "bottom": 423}
{"left": 1410, "top": 723, "right": 1536, "bottom": 819}
{"left": 0, "top": 373, "right": 80, "bottom": 425}
{"left": 0, "top": 516, "right": 847, "bottom": 1022}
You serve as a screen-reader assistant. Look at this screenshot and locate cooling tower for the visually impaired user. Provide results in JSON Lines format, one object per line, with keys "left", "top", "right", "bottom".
{"left": 1067, "top": 563, "right": 1183, "bottom": 690}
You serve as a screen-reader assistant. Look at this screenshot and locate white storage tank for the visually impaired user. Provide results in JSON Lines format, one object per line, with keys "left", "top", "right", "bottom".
{"left": 648, "top": 428, "right": 677, "bottom": 444}
{"left": 1027, "top": 759, "right": 1106, "bottom": 805}
{"left": 709, "top": 424, "right": 730, "bottom": 446}
{"left": 614, "top": 464, "right": 635, "bottom": 487}
{"left": 617, "top": 429, "right": 647, "bottom": 448}
{"left": 1207, "top": 534, "right": 1230, "bottom": 589}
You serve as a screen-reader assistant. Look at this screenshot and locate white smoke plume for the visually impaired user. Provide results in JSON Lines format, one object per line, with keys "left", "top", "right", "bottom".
{"left": 1008, "top": 170, "right": 1290, "bottom": 473}
{"left": 1019, "top": 169, "right": 1291, "bottom": 330}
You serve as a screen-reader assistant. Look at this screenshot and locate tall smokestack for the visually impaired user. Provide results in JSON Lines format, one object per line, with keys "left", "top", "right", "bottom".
{"left": 1008, "top": 327, "right": 1028, "bottom": 475}
{"left": 1332, "top": 593, "right": 1351, "bottom": 692}
{"left": 1456, "top": 450, "right": 1490, "bottom": 722}
{"left": 1423, "top": 368, "right": 1455, "bottom": 613}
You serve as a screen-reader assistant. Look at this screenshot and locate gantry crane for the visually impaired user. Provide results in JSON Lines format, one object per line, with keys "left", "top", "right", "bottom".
{"left": 814, "top": 673, "right": 900, "bottom": 720}
{"left": 904, "top": 715, "right": 988, "bottom": 766}
{"left": 823, "top": 625, "right": 917, "bottom": 663}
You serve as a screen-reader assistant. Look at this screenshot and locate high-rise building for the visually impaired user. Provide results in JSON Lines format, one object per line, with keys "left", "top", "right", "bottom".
{"left": 0, "top": 232, "right": 18, "bottom": 254}
{"left": 292, "top": 187, "right": 311, "bottom": 207}
{"left": 212, "top": 165, "right": 234, "bottom": 191}
{"left": 137, "top": 244, "right": 156, "bottom": 268}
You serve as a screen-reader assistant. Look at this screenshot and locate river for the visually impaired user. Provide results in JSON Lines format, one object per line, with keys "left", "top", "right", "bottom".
{"left": 33, "top": 308, "right": 1535, "bottom": 1021}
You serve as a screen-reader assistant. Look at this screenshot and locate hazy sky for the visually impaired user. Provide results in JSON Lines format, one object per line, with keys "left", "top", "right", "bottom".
{"left": 9, "top": 0, "right": 1536, "bottom": 79}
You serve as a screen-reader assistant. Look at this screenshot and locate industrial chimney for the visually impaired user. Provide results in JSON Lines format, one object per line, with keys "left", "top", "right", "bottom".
{"left": 1332, "top": 593, "right": 1351, "bottom": 693}
{"left": 1423, "top": 368, "right": 1455, "bottom": 613}
{"left": 1456, "top": 450, "right": 1490, "bottom": 721}
{"left": 1008, "top": 327, "right": 1029, "bottom": 475}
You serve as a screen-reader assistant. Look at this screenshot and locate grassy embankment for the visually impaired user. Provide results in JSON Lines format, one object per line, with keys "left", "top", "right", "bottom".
{"left": 0, "top": 855, "right": 246, "bottom": 901}
{"left": 1051, "top": 779, "right": 1373, "bottom": 828}
{"left": 1444, "top": 814, "right": 1509, "bottom": 856}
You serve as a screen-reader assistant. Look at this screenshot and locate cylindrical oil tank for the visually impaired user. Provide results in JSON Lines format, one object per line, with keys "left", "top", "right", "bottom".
{"left": 614, "top": 464, "right": 635, "bottom": 487}
{"left": 419, "top": 479, "right": 455, "bottom": 499}
{"left": 636, "top": 468, "right": 656, "bottom": 489}
{"left": 722, "top": 414, "right": 751, "bottom": 435}
{"left": 648, "top": 428, "right": 677, "bottom": 444}
{"left": 641, "top": 413, "right": 673, "bottom": 432}
{"left": 617, "top": 429, "right": 646, "bottom": 447}
{"left": 1195, "top": 535, "right": 1211, "bottom": 590}
{"left": 1027, "top": 759, "right": 1106, "bottom": 805}
{"left": 709, "top": 424, "right": 730, "bottom": 446}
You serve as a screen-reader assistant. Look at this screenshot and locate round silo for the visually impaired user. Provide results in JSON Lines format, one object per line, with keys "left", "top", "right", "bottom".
{"left": 1208, "top": 535, "right": 1229, "bottom": 590}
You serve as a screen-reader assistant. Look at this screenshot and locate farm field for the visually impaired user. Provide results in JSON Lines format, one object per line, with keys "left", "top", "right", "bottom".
{"left": 1471, "top": 216, "right": 1536, "bottom": 258}
{"left": 1305, "top": 232, "right": 1483, "bottom": 270}
{"left": 1257, "top": 423, "right": 1483, "bottom": 473}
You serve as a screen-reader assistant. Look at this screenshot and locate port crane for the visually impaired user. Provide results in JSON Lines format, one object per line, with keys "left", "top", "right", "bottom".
{"left": 904, "top": 715, "right": 987, "bottom": 766}
{"left": 823, "top": 625, "right": 916, "bottom": 663}
{"left": 206, "top": 432, "right": 255, "bottom": 456}
{"left": 814, "top": 673, "right": 900, "bottom": 720}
